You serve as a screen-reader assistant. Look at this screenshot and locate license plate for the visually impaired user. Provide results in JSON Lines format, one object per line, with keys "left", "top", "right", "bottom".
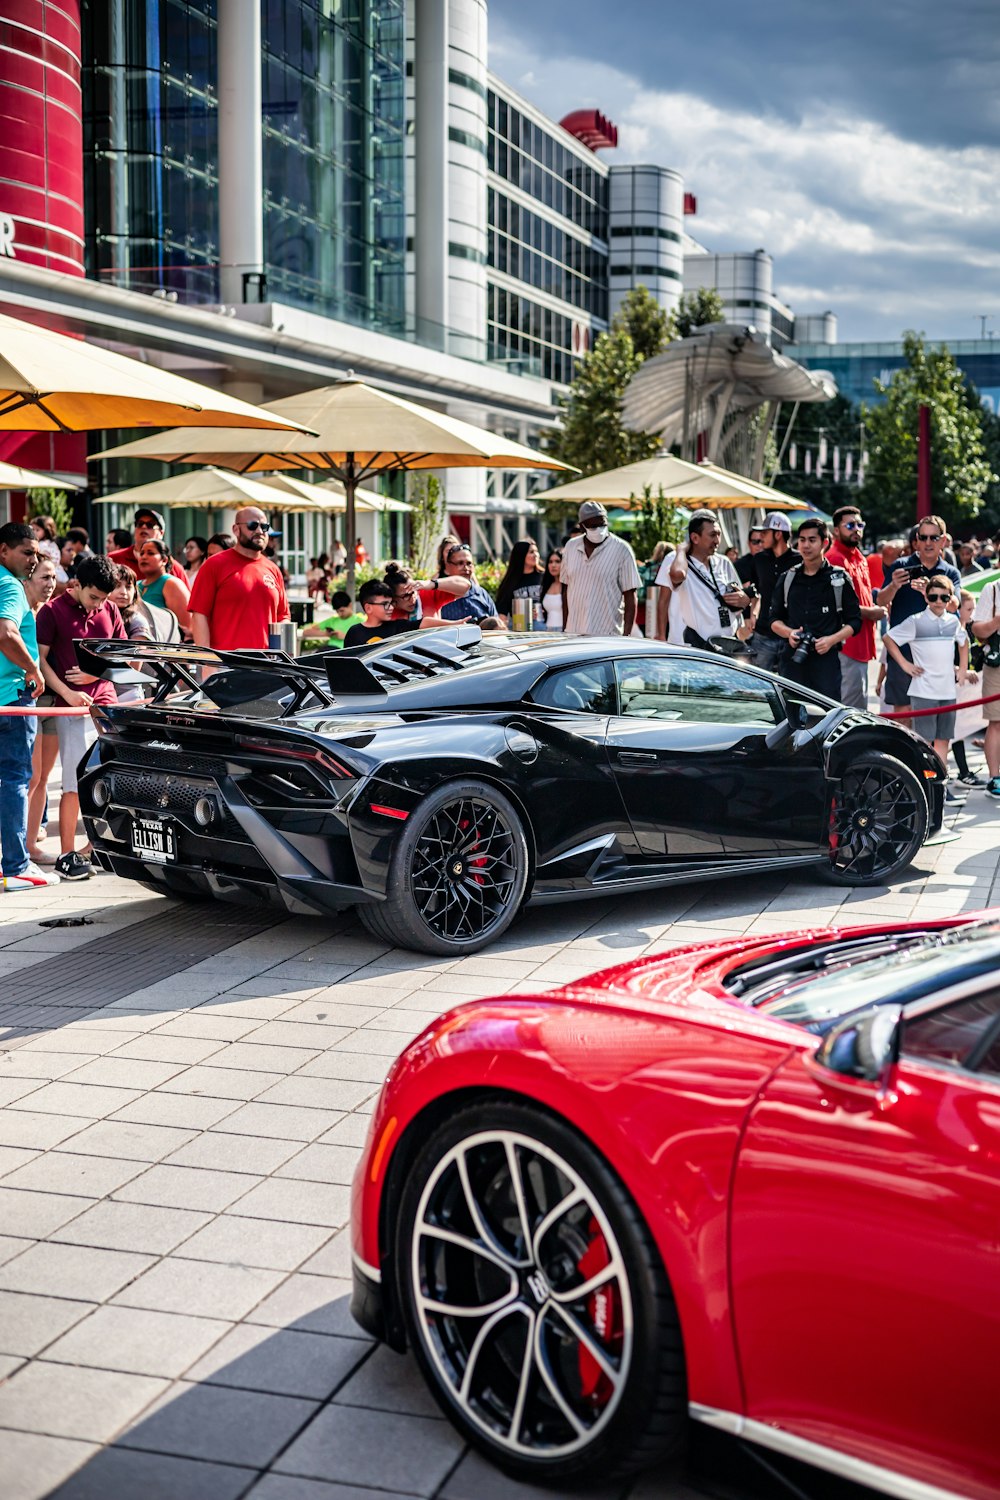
{"left": 130, "top": 816, "right": 177, "bottom": 865}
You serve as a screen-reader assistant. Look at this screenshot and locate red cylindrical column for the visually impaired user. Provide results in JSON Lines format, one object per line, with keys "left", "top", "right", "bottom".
{"left": 916, "top": 403, "right": 932, "bottom": 520}
{"left": 0, "top": 0, "right": 84, "bottom": 276}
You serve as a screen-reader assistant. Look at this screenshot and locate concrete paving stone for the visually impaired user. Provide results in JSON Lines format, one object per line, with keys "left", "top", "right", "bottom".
{"left": 333, "top": 1029, "right": 418, "bottom": 1056}
{"left": 0, "top": 1350, "right": 24, "bottom": 1378}
{"left": 196, "top": 994, "right": 301, "bottom": 1020}
{"left": 9, "top": 1081, "right": 141, "bottom": 1119}
{"left": 316, "top": 1116, "right": 371, "bottom": 1148}
{"left": 177, "top": 1215, "right": 331, "bottom": 1271}
{"left": 118, "top": 1380, "right": 317, "bottom": 1467}
{"left": 1, "top": 1430, "right": 97, "bottom": 1500}
{"left": 274, "top": 1403, "right": 462, "bottom": 1496}
{"left": 0, "top": 1186, "right": 89, "bottom": 1239}
{"left": 183, "top": 954, "right": 287, "bottom": 979}
{"left": 60, "top": 1056, "right": 186, "bottom": 1091}
{"left": 281, "top": 1001, "right": 384, "bottom": 1028}
{"left": 244, "top": 1478, "right": 422, "bottom": 1500}
{"left": 185, "top": 1323, "right": 369, "bottom": 1399}
{"left": 262, "top": 963, "right": 361, "bottom": 986}
{"left": 214, "top": 1101, "right": 347, "bottom": 1142}
{"left": 0, "top": 1241, "right": 153, "bottom": 1302}
{"left": 0, "top": 1144, "right": 40, "bottom": 1177}
{"left": 62, "top": 1119, "right": 198, "bottom": 1162}
{"left": 231, "top": 1177, "right": 350, "bottom": 1228}
{"left": 0, "top": 1110, "right": 92, "bottom": 1149}
{"left": 113, "top": 1163, "right": 264, "bottom": 1213}
{"left": 440, "top": 1450, "right": 626, "bottom": 1500}
{"left": 44, "top": 1302, "right": 231, "bottom": 1379}
{"left": 449, "top": 954, "right": 538, "bottom": 978}
{"left": 49, "top": 1200, "right": 212, "bottom": 1256}
{"left": 0, "top": 1077, "right": 44, "bottom": 1107}
{"left": 0, "top": 1233, "right": 33, "bottom": 1266}
{"left": 17, "top": 1029, "right": 134, "bottom": 1056}
{"left": 275, "top": 1143, "right": 362, "bottom": 1185}
{"left": 224, "top": 978, "right": 325, "bottom": 1000}
{"left": 114, "top": 1254, "right": 285, "bottom": 1321}
{"left": 109, "top": 1092, "right": 241, "bottom": 1131}
{"left": 416, "top": 971, "right": 500, "bottom": 996}
{"left": 255, "top": 1075, "right": 376, "bottom": 1112}
{"left": 389, "top": 991, "right": 467, "bottom": 1014}
{"left": 109, "top": 1034, "right": 227, "bottom": 1065}
{"left": 0, "top": 1290, "right": 95, "bottom": 1356}
{"left": 0, "top": 1151, "right": 145, "bottom": 1200}
{"left": 0, "top": 1049, "right": 98, "bottom": 1079}
{"left": 49, "top": 1445, "right": 253, "bottom": 1500}
{"left": 244, "top": 1020, "right": 353, "bottom": 1050}
{"left": 299, "top": 1229, "right": 351, "bottom": 1279}
{"left": 246, "top": 1273, "right": 362, "bottom": 1338}
{"left": 625, "top": 1466, "right": 726, "bottom": 1499}
{"left": 0, "top": 1359, "right": 167, "bottom": 1442}
{"left": 200, "top": 1041, "right": 323, "bottom": 1074}
{"left": 297, "top": 1052, "right": 389, "bottom": 1085}
{"left": 334, "top": 1346, "right": 440, "bottom": 1419}
{"left": 298, "top": 938, "right": 390, "bottom": 964}
{"left": 155, "top": 1012, "right": 269, "bottom": 1042}
{"left": 156, "top": 1064, "right": 285, "bottom": 1100}
{"left": 164, "top": 1130, "right": 301, "bottom": 1175}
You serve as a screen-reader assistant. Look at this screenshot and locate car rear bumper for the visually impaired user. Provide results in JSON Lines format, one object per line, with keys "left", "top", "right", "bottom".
{"left": 351, "top": 1256, "right": 386, "bottom": 1342}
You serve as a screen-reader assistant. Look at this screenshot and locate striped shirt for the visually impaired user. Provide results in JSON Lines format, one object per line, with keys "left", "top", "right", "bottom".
{"left": 561, "top": 534, "right": 642, "bottom": 636}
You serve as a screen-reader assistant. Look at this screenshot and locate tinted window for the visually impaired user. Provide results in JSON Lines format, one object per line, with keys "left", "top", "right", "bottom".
{"left": 901, "top": 991, "right": 1000, "bottom": 1077}
{"left": 530, "top": 661, "right": 616, "bottom": 713}
{"left": 615, "top": 657, "right": 781, "bottom": 726}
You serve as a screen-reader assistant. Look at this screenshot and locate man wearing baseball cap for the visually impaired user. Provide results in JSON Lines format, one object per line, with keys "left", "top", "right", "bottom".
{"left": 560, "top": 501, "right": 641, "bottom": 636}
{"left": 826, "top": 504, "right": 886, "bottom": 708}
{"left": 108, "top": 508, "right": 186, "bottom": 581}
{"left": 748, "top": 512, "right": 796, "bottom": 670}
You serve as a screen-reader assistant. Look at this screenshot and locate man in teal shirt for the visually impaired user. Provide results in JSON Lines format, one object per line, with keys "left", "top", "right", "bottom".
{"left": 0, "top": 523, "right": 51, "bottom": 889}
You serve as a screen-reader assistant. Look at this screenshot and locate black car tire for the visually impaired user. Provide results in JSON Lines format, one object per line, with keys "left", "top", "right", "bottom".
{"left": 358, "top": 779, "right": 529, "bottom": 956}
{"left": 824, "top": 750, "right": 928, "bottom": 886}
{"left": 395, "top": 1099, "right": 687, "bottom": 1484}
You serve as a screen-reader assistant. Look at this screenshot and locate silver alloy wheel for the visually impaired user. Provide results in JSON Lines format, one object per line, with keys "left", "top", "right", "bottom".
{"left": 409, "top": 1129, "right": 634, "bottom": 1458}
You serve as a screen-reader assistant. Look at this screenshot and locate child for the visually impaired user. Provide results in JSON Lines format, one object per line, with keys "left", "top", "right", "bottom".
{"left": 885, "top": 574, "right": 973, "bottom": 769}
{"left": 299, "top": 590, "right": 365, "bottom": 650}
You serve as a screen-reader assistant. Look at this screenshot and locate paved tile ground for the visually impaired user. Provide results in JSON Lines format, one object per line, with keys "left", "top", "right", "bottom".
{"left": 0, "top": 780, "right": 996, "bottom": 1500}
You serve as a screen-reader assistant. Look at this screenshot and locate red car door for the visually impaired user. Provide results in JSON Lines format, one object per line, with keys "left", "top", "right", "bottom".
{"left": 727, "top": 989, "right": 1000, "bottom": 1500}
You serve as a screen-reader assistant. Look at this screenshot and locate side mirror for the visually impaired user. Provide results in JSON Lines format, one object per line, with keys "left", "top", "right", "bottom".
{"left": 786, "top": 700, "right": 809, "bottom": 729}
{"left": 814, "top": 1004, "right": 902, "bottom": 1086}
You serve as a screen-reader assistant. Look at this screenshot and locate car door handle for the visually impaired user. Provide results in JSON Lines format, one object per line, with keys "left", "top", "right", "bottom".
{"left": 616, "top": 750, "right": 658, "bottom": 764}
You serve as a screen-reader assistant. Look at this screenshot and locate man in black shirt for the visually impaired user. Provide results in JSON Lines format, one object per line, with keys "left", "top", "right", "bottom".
{"left": 749, "top": 512, "right": 796, "bottom": 672}
{"left": 769, "top": 518, "right": 862, "bottom": 700}
{"left": 734, "top": 527, "right": 764, "bottom": 586}
{"left": 343, "top": 579, "right": 447, "bottom": 649}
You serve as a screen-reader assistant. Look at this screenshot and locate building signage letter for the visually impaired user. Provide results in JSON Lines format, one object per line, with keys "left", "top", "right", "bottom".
{"left": 0, "top": 214, "right": 15, "bottom": 258}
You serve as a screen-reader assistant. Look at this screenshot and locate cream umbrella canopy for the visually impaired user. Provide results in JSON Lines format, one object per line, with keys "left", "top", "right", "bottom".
{"left": 0, "top": 310, "right": 308, "bottom": 433}
{"left": 260, "top": 473, "right": 411, "bottom": 513}
{"left": 93, "top": 467, "right": 331, "bottom": 515}
{"left": 537, "top": 453, "right": 808, "bottom": 511}
{"left": 94, "top": 379, "right": 570, "bottom": 588}
{"left": 0, "top": 459, "right": 67, "bottom": 489}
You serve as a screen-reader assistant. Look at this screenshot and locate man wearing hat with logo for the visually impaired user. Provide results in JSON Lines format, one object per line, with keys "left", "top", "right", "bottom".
{"left": 746, "top": 512, "right": 797, "bottom": 671}
{"left": 108, "top": 509, "right": 186, "bottom": 581}
{"left": 825, "top": 504, "right": 887, "bottom": 709}
{"left": 560, "top": 501, "right": 642, "bottom": 636}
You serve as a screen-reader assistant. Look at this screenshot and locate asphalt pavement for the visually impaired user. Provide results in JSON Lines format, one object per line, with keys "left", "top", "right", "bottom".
{"left": 0, "top": 782, "right": 996, "bottom": 1500}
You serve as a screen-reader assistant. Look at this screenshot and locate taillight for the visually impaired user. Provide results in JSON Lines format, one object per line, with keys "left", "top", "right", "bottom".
{"left": 234, "top": 734, "right": 354, "bottom": 780}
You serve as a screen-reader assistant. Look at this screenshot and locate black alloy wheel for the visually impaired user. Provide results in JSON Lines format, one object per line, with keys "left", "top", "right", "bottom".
{"left": 358, "top": 779, "right": 529, "bottom": 955}
{"left": 395, "top": 1100, "right": 687, "bottom": 1482}
{"left": 825, "top": 751, "right": 928, "bottom": 886}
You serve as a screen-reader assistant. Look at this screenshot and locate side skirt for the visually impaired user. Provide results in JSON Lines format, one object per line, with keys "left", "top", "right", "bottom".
{"left": 529, "top": 852, "right": 826, "bottom": 905}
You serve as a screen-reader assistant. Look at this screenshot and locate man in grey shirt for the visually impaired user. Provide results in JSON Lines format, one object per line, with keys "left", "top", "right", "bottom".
{"left": 560, "top": 501, "right": 641, "bottom": 635}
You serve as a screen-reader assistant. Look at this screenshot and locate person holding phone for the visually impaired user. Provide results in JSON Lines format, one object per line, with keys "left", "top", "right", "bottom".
{"left": 876, "top": 517, "right": 960, "bottom": 712}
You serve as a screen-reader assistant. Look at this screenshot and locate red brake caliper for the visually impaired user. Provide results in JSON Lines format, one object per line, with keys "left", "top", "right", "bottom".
{"left": 575, "top": 1216, "right": 621, "bottom": 1406}
{"left": 461, "top": 817, "right": 487, "bottom": 885}
{"left": 828, "top": 794, "right": 840, "bottom": 857}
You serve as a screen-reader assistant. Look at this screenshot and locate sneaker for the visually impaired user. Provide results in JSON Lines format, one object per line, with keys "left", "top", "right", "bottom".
{"left": 3, "top": 861, "right": 60, "bottom": 890}
{"left": 944, "top": 785, "right": 959, "bottom": 803}
{"left": 958, "top": 772, "right": 983, "bottom": 787}
{"left": 987, "top": 778, "right": 1000, "bottom": 799}
{"left": 54, "top": 851, "right": 93, "bottom": 882}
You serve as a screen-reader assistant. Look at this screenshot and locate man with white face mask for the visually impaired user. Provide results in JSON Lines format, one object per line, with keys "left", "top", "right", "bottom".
{"left": 560, "top": 501, "right": 641, "bottom": 636}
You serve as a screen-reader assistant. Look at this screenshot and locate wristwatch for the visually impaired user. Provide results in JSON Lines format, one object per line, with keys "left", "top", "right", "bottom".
{"left": 25, "top": 677, "right": 37, "bottom": 694}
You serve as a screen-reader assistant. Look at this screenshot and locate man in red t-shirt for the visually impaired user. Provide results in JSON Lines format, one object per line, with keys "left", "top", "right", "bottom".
{"left": 108, "top": 507, "right": 186, "bottom": 581}
{"left": 188, "top": 506, "right": 289, "bottom": 651}
{"left": 826, "top": 504, "right": 887, "bottom": 710}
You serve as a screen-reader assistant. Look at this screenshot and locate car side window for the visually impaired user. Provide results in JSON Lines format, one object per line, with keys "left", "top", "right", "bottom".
{"left": 615, "top": 657, "right": 782, "bottom": 726}
{"left": 901, "top": 990, "right": 1000, "bottom": 1080}
{"left": 529, "top": 661, "right": 616, "bottom": 714}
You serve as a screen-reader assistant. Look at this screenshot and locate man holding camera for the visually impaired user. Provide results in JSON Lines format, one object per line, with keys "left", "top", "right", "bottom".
{"left": 876, "top": 516, "right": 960, "bottom": 711}
{"left": 769, "top": 519, "right": 862, "bottom": 698}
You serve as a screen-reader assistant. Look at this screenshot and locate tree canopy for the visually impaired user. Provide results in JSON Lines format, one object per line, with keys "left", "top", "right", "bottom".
{"left": 667, "top": 287, "right": 725, "bottom": 341}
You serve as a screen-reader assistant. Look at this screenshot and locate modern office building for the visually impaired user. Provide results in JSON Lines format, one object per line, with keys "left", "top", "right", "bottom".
{"left": 791, "top": 338, "right": 1000, "bottom": 416}
{"left": 682, "top": 248, "right": 795, "bottom": 350}
{"left": 607, "top": 164, "right": 685, "bottom": 324}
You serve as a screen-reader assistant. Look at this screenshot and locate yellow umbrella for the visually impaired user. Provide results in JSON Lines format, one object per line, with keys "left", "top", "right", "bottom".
{"left": 94, "top": 378, "right": 569, "bottom": 587}
{"left": 0, "top": 310, "right": 308, "bottom": 433}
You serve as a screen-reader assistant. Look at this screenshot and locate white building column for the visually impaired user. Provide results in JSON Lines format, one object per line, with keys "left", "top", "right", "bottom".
{"left": 217, "top": 0, "right": 264, "bottom": 306}
{"left": 414, "top": 0, "right": 449, "bottom": 337}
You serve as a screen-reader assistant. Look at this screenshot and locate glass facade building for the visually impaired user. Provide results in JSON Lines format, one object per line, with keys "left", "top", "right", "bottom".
{"left": 82, "top": 0, "right": 406, "bottom": 328}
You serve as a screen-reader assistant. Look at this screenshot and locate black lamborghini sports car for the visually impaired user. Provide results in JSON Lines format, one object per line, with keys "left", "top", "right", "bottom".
{"left": 78, "top": 628, "right": 945, "bottom": 956}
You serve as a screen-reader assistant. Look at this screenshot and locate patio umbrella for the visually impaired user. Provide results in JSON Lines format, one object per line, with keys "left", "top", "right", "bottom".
{"left": 0, "top": 310, "right": 308, "bottom": 433}
{"left": 261, "top": 473, "right": 411, "bottom": 513}
{"left": 94, "top": 379, "right": 570, "bottom": 588}
{"left": 537, "top": 452, "right": 808, "bottom": 511}
{"left": 93, "top": 467, "right": 331, "bottom": 515}
{"left": 0, "top": 459, "right": 65, "bottom": 489}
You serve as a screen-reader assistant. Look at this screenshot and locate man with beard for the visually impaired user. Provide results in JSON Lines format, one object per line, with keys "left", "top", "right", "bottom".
{"left": 188, "top": 506, "right": 289, "bottom": 650}
{"left": 825, "top": 505, "right": 886, "bottom": 709}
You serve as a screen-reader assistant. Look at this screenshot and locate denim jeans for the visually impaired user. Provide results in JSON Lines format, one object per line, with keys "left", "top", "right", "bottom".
{"left": 0, "top": 692, "right": 37, "bottom": 877}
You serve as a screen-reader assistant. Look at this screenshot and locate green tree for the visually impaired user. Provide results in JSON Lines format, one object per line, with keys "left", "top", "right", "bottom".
{"left": 626, "top": 485, "right": 687, "bottom": 562}
{"left": 612, "top": 284, "right": 671, "bottom": 362}
{"left": 27, "top": 487, "right": 73, "bottom": 536}
{"left": 406, "top": 474, "right": 446, "bottom": 573}
{"left": 773, "top": 393, "right": 864, "bottom": 517}
{"left": 546, "top": 326, "right": 660, "bottom": 491}
{"left": 667, "top": 287, "right": 725, "bottom": 341}
{"left": 862, "top": 331, "right": 997, "bottom": 534}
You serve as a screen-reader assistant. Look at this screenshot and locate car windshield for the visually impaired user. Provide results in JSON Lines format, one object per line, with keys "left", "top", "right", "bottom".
{"left": 728, "top": 921, "right": 1000, "bottom": 1029}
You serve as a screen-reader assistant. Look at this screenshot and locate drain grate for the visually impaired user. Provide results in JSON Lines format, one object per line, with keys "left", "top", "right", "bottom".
{"left": 0, "top": 900, "right": 289, "bottom": 1046}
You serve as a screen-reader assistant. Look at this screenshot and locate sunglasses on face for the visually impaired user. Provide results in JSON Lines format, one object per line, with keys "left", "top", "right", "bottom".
{"left": 917, "top": 532, "right": 942, "bottom": 542}
{"left": 241, "top": 520, "right": 270, "bottom": 532}
{"left": 926, "top": 591, "right": 951, "bottom": 601}
{"left": 842, "top": 520, "right": 865, "bottom": 531}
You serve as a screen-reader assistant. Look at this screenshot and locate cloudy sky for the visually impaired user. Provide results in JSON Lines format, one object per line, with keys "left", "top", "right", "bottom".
{"left": 490, "top": 0, "right": 1000, "bottom": 342}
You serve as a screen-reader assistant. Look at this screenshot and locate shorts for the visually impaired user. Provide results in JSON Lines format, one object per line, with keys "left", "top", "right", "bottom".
{"left": 983, "top": 665, "right": 1000, "bottom": 721}
{"left": 909, "top": 697, "right": 956, "bottom": 743}
{"left": 37, "top": 690, "right": 58, "bottom": 737}
{"left": 56, "top": 712, "right": 97, "bottom": 794}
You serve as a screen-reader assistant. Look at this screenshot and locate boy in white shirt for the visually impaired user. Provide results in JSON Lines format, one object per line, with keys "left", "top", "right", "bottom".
{"left": 885, "top": 574, "right": 973, "bottom": 766}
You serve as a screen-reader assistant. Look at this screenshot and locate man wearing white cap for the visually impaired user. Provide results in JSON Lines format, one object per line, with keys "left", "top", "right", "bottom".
{"left": 560, "top": 501, "right": 641, "bottom": 636}
{"left": 748, "top": 512, "right": 796, "bottom": 671}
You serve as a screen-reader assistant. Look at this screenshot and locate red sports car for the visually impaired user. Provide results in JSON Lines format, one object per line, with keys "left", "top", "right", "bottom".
{"left": 351, "top": 913, "right": 1000, "bottom": 1498}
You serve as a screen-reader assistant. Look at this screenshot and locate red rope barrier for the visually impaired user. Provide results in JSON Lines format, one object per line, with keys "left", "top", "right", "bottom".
{"left": 0, "top": 706, "right": 93, "bottom": 716}
{"left": 881, "top": 691, "right": 1000, "bottom": 720}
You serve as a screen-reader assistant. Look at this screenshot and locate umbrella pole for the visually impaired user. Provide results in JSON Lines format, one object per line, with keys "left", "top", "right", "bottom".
{"left": 345, "top": 456, "right": 357, "bottom": 598}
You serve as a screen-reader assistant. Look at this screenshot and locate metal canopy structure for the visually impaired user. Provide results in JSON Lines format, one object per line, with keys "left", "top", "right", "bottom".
{"left": 623, "top": 324, "right": 837, "bottom": 480}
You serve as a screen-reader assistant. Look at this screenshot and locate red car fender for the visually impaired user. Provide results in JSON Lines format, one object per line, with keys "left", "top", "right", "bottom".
{"left": 354, "top": 996, "right": 798, "bottom": 1416}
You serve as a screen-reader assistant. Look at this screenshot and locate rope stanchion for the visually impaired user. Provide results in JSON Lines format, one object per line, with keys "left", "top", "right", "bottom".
{"left": 881, "top": 691, "right": 1000, "bottom": 721}
{"left": 0, "top": 706, "right": 94, "bottom": 716}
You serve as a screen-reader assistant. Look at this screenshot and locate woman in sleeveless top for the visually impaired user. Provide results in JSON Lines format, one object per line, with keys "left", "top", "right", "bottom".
{"left": 136, "top": 540, "right": 192, "bottom": 634}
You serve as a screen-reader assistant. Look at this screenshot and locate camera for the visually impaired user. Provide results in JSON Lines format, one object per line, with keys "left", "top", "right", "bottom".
{"left": 791, "top": 629, "right": 815, "bottom": 665}
{"left": 743, "top": 582, "right": 760, "bottom": 601}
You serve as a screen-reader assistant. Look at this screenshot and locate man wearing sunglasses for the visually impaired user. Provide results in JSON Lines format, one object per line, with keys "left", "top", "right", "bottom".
{"left": 826, "top": 505, "right": 886, "bottom": 709}
{"left": 188, "top": 506, "right": 289, "bottom": 651}
{"left": 876, "top": 515, "right": 960, "bottom": 712}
